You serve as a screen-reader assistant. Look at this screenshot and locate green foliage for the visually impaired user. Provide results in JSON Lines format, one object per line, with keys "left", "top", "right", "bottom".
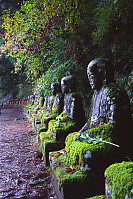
{"left": 0, "top": 0, "right": 132, "bottom": 106}
{"left": 93, "top": 0, "right": 133, "bottom": 74}
{"left": 87, "top": 196, "right": 106, "bottom": 199}
{"left": 1, "top": 0, "right": 95, "bottom": 97}
{"left": 115, "top": 71, "right": 133, "bottom": 106}
{"left": 16, "top": 82, "right": 32, "bottom": 99}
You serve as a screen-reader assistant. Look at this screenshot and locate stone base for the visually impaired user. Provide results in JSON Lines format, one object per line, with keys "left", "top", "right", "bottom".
{"left": 44, "top": 141, "right": 65, "bottom": 166}
{"left": 50, "top": 170, "right": 105, "bottom": 199}
{"left": 52, "top": 130, "right": 70, "bottom": 142}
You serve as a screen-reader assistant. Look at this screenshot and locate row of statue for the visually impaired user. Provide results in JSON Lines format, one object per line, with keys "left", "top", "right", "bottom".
{"left": 28, "top": 58, "right": 132, "bottom": 198}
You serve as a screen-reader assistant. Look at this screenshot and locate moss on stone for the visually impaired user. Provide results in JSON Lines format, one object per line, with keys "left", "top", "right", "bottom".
{"left": 40, "top": 96, "right": 44, "bottom": 107}
{"left": 65, "top": 123, "right": 114, "bottom": 165}
{"left": 39, "top": 106, "right": 47, "bottom": 111}
{"left": 50, "top": 96, "right": 55, "bottom": 109}
{"left": 39, "top": 118, "right": 76, "bottom": 147}
{"left": 40, "top": 93, "right": 64, "bottom": 124}
{"left": 41, "top": 131, "right": 53, "bottom": 142}
{"left": 104, "top": 161, "right": 133, "bottom": 198}
{"left": 40, "top": 131, "right": 52, "bottom": 142}
{"left": 46, "top": 114, "right": 76, "bottom": 133}
{"left": 86, "top": 196, "right": 106, "bottom": 199}
{"left": 38, "top": 126, "right": 47, "bottom": 133}
{"left": 50, "top": 152, "right": 88, "bottom": 188}
{"left": 49, "top": 122, "right": 115, "bottom": 191}
{"left": 31, "top": 113, "right": 37, "bottom": 117}
{"left": 39, "top": 131, "right": 55, "bottom": 149}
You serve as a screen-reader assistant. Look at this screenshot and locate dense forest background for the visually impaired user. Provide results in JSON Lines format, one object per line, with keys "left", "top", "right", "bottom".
{"left": 0, "top": 0, "right": 132, "bottom": 110}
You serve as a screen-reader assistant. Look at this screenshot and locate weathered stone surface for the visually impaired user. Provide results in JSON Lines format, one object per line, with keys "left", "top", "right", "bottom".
{"left": 42, "top": 76, "right": 86, "bottom": 166}
{"left": 49, "top": 58, "right": 132, "bottom": 199}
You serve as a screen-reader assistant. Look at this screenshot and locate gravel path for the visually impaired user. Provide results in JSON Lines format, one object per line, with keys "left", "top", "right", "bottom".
{"left": 0, "top": 107, "right": 56, "bottom": 199}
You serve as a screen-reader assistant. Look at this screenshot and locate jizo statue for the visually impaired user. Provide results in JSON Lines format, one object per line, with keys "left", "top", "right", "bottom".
{"left": 49, "top": 58, "right": 132, "bottom": 198}
{"left": 60, "top": 76, "right": 86, "bottom": 128}
{"left": 81, "top": 58, "right": 131, "bottom": 132}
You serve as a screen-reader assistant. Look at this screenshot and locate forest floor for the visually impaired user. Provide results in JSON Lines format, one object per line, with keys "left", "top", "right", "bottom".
{"left": 0, "top": 106, "right": 56, "bottom": 199}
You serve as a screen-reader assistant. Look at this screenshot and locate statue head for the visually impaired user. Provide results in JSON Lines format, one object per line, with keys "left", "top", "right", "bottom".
{"left": 87, "top": 58, "right": 114, "bottom": 90}
{"left": 51, "top": 82, "right": 61, "bottom": 95}
{"left": 61, "top": 76, "right": 77, "bottom": 94}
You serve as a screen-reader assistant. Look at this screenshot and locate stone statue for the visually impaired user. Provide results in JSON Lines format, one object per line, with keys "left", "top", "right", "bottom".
{"left": 45, "top": 82, "right": 61, "bottom": 111}
{"left": 49, "top": 59, "right": 132, "bottom": 198}
{"left": 32, "top": 82, "right": 61, "bottom": 118}
{"left": 80, "top": 58, "right": 131, "bottom": 147}
{"left": 41, "top": 82, "right": 64, "bottom": 129}
{"left": 41, "top": 75, "right": 86, "bottom": 166}
{"left": 60, "top": 76, "right": 86, "bottom": 124}
{"left": 34, "top": 82, "right": 63, "bottom": 129}
{"left": 46, "top": 76, "right": 86, "bottom": 141}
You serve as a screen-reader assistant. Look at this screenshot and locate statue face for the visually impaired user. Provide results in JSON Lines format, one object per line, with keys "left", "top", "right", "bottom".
{"left": 87, "top": 63, "right": 106, "bottom": 90}
{"left": 51, "top": 84, "right": 58, "bottom": 95}
{"left": 61, "top": 80, "right": 69, "bottom": 94}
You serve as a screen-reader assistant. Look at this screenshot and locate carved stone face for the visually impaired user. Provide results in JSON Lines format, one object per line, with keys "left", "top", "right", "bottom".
{"left": 87, "top": 61, "right": 106, "bottom": 90}
{"left": 51, "top": 83, "right": 59, "bottom": 95}
{"left": 61, "top": 79, "right": 69, "bottom": 94}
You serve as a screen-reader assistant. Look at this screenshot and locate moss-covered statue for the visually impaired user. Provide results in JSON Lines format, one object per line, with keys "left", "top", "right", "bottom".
{"left": 40, "top": 82, "right": 64, "bottom": 129}
{"left": 34, "top": 82, "right": 63, "bottom": 129}
{"left": 45, "top": 82, "right": 61, "bottom": 111}
{"left": 40, "top": 75, "right": 86, "bottom": 166}
{"left": 58, "top": 76, "right": 87, "bottom": 132}
{"left": 49, "top": 58, "right": 132, "bottom": 199}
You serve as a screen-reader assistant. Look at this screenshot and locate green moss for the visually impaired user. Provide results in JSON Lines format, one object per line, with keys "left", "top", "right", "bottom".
{"left": 38, "top": 126, "right": 47, "bottom": 133}
{"left": 46, "top": 115, "right": 76, "bottom": 133}
{"left": 105, "top": 161, "right": 133, "bottom": 198}
{"left": 49, "top": 124, "right": 115, "bottom": 191}
{"left": 65, "top": 123, "right": 114, "bottom": 165}
{"left": 39, "top": 106, "right": 47, "bottom": 111}
{"left": 61, "top": 169, "right": 87, "bottom": 187}
{"left": 60, "top": 115, "right": 70, "bottom": 122}
{"left": 48, "top": 119, "right": 56, "bottom": 131}
{"left": 39, "top": 131, "right": 55, "bottom": 148}
{"left": 50, "top": 96, "right": 55, "bottom": 109}
{"left": 54, "top": 121, "right": 76, "bottom": 133}
{"left": 86, "top": 196, "right": 106, "bottom": 199}
{"left": 50, "top": 152, "right": 88, "bottom": 188}
{"left": 40, "top": 119, "right": 76, "bottom": 147}
{"left": 40, "top": 131, "right": 49, "bottom": 142}
{"left": 31, "top": 113, "right": 37, "bottom": 117}
{"left": 41, "top": 93, "right": 63, "bottom": 123}
{"left": 40, "top": 96, "right": 44, "bottom": 107}
{"left": 41, "top": 108, "right": 59, "bottom": 122}
{"left": 38, "top": 111, "right": 78, "bottom": 154}
{"left": 39, "top": 112, "right": 44, "bottom": 119}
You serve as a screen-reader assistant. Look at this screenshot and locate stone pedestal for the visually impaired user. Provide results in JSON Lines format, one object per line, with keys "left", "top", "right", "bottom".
{"left": 44, "top": 141, "right": 65, "bottom": 166}
{"left": 50, "top": 170, "right": 105, "bottom": 199}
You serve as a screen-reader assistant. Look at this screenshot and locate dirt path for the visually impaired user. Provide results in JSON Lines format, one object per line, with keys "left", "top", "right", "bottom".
{"left": 0, "top": 107, "right": 56, "bottom": 199}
